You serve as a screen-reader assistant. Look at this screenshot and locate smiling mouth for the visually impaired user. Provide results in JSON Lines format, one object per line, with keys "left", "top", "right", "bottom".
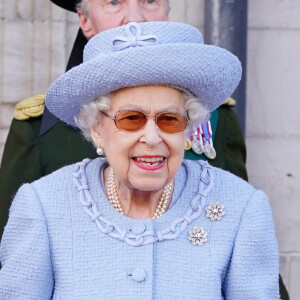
{"left": 133, "top": 156, "right": 165, "bottom": 166}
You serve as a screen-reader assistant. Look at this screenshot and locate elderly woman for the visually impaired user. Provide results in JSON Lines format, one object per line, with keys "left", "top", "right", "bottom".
{"left": 0, "top": 22, "right": 278, "bottom": 299}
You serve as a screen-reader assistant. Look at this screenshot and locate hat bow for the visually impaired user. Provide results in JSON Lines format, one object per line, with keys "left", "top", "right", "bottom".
{"left": 112, "top": 22, "right": 158, "bottom": 51}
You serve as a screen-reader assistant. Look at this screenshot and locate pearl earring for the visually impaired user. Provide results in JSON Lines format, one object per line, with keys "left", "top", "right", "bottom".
{"left": 96, "top": 147, "right": 104, "bottom": 156}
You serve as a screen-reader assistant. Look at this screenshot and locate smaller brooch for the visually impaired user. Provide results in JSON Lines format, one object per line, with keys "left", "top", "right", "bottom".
{"left": 188, "top": 226, "right": 208, "bottom": 246}
{"left": 205, "top": 202, "right": 225, "bottom": 221}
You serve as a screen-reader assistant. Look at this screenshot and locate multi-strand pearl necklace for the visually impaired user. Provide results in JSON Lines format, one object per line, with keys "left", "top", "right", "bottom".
{"left": 106, "top": 168, "right": 173, "bottom": 220}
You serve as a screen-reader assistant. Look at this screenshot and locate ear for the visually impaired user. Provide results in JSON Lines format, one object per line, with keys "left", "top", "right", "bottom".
{"left": 78, "top": 11, "right": 95, "bottom": 39}
{"left": 90, "top": 126, "right": 104, "bottom": 149}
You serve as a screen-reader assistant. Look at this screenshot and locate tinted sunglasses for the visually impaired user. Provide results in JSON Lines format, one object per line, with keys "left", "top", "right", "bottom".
{"left": 100, "top": 110, "right": 189, "bottom": 134}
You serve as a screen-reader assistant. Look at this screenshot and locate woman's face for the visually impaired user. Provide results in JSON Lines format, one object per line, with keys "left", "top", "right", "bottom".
{"left": 91, "top": 85, "right": 186, "bottom": 192}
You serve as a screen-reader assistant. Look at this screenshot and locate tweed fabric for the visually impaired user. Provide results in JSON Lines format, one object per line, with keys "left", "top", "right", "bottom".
{"left": 0, "top": 159, "right": 278, "bottom": 299}
{"left": 45, "top": 22, "right": 242, "bottom": 127}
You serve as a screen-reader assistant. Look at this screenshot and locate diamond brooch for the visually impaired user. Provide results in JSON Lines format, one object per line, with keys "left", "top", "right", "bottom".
{"left": 205, "top": 202, "right": 225, "bottom": 221}
{"left": 188, "top": 203, "right": 225, "bottom": 246}
{"left": 188, "top": 226, "right": 208, "bottom": 246}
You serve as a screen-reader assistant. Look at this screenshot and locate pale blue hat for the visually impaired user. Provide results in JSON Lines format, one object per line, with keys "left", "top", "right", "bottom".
{"left": 46, "top": 21, "right": 242, "bottom": 127}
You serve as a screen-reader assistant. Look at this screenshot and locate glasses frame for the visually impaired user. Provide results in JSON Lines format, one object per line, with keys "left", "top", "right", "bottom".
{"left": 100, "top": 109, "right": 190, "bottom": 134}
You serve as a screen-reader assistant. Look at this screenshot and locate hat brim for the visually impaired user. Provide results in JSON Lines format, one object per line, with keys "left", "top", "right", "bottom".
{"left": 50, "top": 0, "right": 77, "bottom": 12}
{"left": 46, "top": 43, "right": 241, "bottom": 127}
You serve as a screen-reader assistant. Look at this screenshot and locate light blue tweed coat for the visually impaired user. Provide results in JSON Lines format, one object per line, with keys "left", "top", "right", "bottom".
{"left": 0, "top": 158, "right": 279, "bottom": 299}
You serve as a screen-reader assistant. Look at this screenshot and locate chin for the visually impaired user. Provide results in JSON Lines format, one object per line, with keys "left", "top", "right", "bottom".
{"left": 130, "top": 178, "right": 168, "bottom": 192}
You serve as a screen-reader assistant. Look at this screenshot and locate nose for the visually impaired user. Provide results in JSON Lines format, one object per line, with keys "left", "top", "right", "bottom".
{"left": 139, "top": 118, "right": 162, "bottom": 147}
{"left": 123, "top": 1, "right": 146, "bottom": 24}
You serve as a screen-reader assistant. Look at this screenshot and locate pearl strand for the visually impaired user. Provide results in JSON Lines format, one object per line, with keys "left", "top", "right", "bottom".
{"left": 152, "top": 180, "right": 173, "bottom": 220}
{"left": 107, "top": 168, "right": 124, "bottom": 214}
{"left": 106, "top": 168, "right": 173, "bottom": 220}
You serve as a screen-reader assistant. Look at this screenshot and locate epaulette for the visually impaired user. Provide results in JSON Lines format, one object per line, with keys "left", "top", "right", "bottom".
{"left": 14, "top": 94, "right": 45, "bottom": 120}
{"left": 222, "top": 97, "right": 236, "bottom": 107}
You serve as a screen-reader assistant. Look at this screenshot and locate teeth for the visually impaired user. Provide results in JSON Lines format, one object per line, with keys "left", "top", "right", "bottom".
{"left": 136, "top": 157, "right": 163, "bottom": 163}
{"left": 135, "top": 157, "right": 164, "bottom": 165}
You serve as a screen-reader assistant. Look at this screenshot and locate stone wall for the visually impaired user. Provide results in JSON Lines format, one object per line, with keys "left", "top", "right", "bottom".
{"left": 0, "top": 0, "right": 299, "bottom": 297}
{"left": 0, "top": 0, "right": 78, "bottom": 158}
{"left": 247, "top": 1, "right": 300, "bottom": 298}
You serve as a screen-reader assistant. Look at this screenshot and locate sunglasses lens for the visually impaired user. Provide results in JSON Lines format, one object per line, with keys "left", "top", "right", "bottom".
{"left": 157, "top": 113, "right": 188, "bottom": 133}
{"left": 114, "top": 110, "right": 188, "bottom": 133}
{"left": 115, "top": 110, "right": 146, "bottom": 131}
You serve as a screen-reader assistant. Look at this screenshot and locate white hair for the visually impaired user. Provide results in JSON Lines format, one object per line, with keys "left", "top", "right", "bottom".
{"left": 76, "top": 0, "right": 170, "bottom": 17}
{"left": 75, "top": 94, "right": 111, "bottom": 143}
{"left": 75, "top": 91, "right": 210, "bottom": 146}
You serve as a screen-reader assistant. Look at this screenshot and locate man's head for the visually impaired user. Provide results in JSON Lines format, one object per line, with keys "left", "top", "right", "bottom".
{"left": 76, "top": 0, "right": 170, "bottom": 39}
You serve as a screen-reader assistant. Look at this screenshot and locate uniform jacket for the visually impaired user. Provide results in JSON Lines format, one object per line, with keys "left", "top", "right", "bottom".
{"left": 0, "top": 159, "right": 278, "bottom": 299}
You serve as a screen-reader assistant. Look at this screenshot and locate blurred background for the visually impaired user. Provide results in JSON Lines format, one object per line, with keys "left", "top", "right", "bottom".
{"left": 0, "top": 0, "right": 299, "bottom": 298}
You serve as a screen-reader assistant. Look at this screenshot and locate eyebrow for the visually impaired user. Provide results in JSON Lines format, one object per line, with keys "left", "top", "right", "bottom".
{"left": 115, "top": 104, "right": 183, "bottom": 112}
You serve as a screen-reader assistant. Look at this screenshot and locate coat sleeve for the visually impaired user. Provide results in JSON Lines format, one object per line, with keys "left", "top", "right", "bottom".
{"left": 0, "top": 118, "right": 43, "bottom": 241}
{"left": 223, "top": 190, "right": 279, "bottom": 299}
{"left": 0, "top": 183, "right": 54, "bottom": 299}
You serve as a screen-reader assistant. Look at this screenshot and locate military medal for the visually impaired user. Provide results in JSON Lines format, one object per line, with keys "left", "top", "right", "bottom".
{"left": 203, "top": 142, "right": 216, "bottom": 159}
{"left": 201, "top": 121, "right": 216, "bottom": 159}
{"left": 184, "top": 138, "right": 192, "bottom": 150}
{"left": 186, "top": 121, "right": 217, "bottom": 159}
{"left": 191, "top": 130, "right": 204, "bottom": 155}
